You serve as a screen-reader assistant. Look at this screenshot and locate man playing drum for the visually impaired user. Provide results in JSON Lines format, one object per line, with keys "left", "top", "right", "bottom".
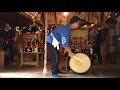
{"left": 47, "top": 16, "right": 81, "bottom": 78}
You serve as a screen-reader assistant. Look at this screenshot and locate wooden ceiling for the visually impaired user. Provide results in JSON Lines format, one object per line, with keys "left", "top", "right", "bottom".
{"left": 20, "top": 12, "right": 111, "bottom": 24}
{"left": 0, "top": 12, "right": 111, "bottom": 28}
{"left": 0, "top": 12, "right": 32, "bottom": 28}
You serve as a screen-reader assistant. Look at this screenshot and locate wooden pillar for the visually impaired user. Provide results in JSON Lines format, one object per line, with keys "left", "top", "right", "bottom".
{"left": 54, "top": 12, "right": 57, "bottom": 25}
{"left": 100, "top": 12, "right": 108, "bottom": 64}
{"left": 0, "top": 51, "right": 4, "bottom": 70}
{"left": 107, "top": 24, "right": 117, "bottom": 64}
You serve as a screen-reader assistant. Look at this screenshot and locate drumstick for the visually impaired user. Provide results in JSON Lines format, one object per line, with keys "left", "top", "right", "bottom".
{"left": 73, "top": 56, "right": 84, "bottom": 63}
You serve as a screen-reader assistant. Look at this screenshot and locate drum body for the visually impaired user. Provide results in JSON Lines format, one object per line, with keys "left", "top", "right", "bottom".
{"left": 69, "top": 53, "right": 91, "bottom": 74}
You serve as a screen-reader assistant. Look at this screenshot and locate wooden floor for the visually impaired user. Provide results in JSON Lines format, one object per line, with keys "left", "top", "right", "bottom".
{"left": 0, "top": 60, "right": 120, "bottom": 78}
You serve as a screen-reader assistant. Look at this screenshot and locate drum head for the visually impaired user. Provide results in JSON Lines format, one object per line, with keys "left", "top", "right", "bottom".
{"left": 69, "top": 53, "right": 91, "bottom": 74}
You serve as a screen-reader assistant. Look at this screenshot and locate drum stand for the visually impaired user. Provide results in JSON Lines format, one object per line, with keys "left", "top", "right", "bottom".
{"left": 64, "top": 55, "right": 71, "bottom": 71}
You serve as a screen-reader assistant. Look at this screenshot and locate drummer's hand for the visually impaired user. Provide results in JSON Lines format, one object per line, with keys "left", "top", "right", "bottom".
{"left": 64, "top": 47, "right": 75, "bottom": 58}
{"left": 68, "top": 52, "right": 75, "bottom": 58}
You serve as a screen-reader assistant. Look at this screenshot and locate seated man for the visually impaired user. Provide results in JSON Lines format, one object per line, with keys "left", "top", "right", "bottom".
{"left": 0, "top": 23, "right": 15, "bottom": 66}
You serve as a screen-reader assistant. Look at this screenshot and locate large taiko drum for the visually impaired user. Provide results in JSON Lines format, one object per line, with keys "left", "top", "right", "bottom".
{"left": 69, "top": 53, "right": 91, "bottom": 74}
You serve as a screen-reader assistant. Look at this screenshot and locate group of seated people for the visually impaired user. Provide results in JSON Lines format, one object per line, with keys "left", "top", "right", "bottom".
{"left": 0, "top": 22, "right": 42, "bottom": 67}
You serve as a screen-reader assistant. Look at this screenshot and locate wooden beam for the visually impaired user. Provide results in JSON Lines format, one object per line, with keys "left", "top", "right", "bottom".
{"left": 54, "top": 12, "right": 57, "bottom": 25}
{"left": 17, "top": 12, "right": 33, "bottom": 21}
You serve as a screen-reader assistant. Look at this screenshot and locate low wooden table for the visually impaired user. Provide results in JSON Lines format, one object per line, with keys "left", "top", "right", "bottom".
{"left": 19, "top": 48, "right": 44, "bottom": 68}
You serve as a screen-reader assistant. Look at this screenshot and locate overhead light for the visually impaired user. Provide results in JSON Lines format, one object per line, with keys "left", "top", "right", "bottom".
{"left": 25, "top": 12, "right": 35, "bottom": 19}
{"left": 108, "top": 15, "right": 110, "bottom": 18}
{"left": 63, "top": 12, "right": 68, "bottom": 16}
{"left": 32, "top": 16, "right": 35, "bottom": 19}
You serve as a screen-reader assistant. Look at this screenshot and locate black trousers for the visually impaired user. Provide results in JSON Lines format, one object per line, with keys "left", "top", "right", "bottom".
{"left": 116, "top": 47, "right": 120, "bottom": 64}
{"left": 2, "top": 42, "right": 14, "bottom": 63}
{"left": 92, "top": 45, "right": 102, "bottom": 64}
{"left": 47, "top": 42, "right": 60, "bottom": 74}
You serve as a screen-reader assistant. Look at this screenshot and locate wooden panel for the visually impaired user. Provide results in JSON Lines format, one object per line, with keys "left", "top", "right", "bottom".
{"left": 71, "top": 29, "right": 89, "bottom": 40}
{"left": 47, "top": 12, "right": 56, "bottom": 24}
{"left": 56, "top": 12, "right": 68, "bottom": 24}
{"left": 88, "top": 12, "right": 101, "bottom": 23}
{"left": 0, "top": 51, "right": 4, "bottom": 70}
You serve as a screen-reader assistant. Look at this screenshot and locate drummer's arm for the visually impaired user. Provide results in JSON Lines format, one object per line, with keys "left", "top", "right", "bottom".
{"left": 64, "top": 47, "right": 75, "bottom": 58}
{"left": 62, "top": 34, "right": 75, "bottom": 57}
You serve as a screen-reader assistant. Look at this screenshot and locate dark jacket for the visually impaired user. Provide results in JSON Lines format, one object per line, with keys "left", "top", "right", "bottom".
{"left": 0, "top": 28, "right": 15, "bottom": 44}
{"left": 89, "top": 27, "right": 108, "bottom": 48}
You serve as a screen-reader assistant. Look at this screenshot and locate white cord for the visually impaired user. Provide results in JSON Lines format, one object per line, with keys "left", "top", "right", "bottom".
{"left": 42, "top": 12, "right": 48, "bottom": 77}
